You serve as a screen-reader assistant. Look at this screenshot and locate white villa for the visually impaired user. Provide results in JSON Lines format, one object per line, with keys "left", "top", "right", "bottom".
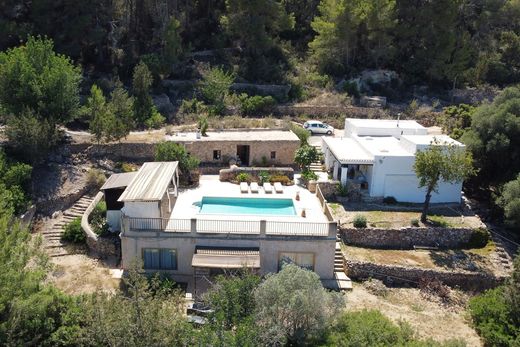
{"left": 322, "top": 118, "right": 465, "bottom": 203}
{"left": 109, "top": 162, "right": 340, "bottom": 294}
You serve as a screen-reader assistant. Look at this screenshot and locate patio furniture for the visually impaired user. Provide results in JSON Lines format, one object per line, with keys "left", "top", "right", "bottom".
{"left": 274, "top": 182, "right": 283, "bottom": 193}
{"left": 250, "top": 182, "right": 259, "bottom": 193}
{"left": 240, "top": 182, "right": 249, "bottom": 193}
{"left": 263, "top": 182, "right": 273, "bottom": 194}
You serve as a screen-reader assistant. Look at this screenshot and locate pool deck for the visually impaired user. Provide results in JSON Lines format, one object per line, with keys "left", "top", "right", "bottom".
{"left": 171, "top": 175, "right": 327, "bottom": 223}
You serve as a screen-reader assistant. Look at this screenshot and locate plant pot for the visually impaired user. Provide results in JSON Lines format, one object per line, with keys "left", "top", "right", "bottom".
{"left": 307, "top": 180, "right": 317, "bottom": 193}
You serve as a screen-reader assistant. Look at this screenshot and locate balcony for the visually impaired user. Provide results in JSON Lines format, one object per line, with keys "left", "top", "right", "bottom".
{"left": 121, "top": 216, "right": 337, "bottom": 238}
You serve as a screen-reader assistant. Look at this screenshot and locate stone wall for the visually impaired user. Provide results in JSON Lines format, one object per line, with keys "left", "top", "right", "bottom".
{"left": 345, "top": 258, "right": 505, "bottom": 291}
{"left": 340, "top": 227, "right": 479, "bottom": 249}
{"left": 37, "top": 185, "right": 93, "bottom": 216}
{"left": 82, "top": 191, "right": 121, "bottom": 258}
{"left": 273, "top": 105, "right": 387, "bottom": 118}
{"left": 316, "top": 181, "right": 340, "bottom": 200}
{"left": 219, "top": 166, "right": 295, "bottom": 182}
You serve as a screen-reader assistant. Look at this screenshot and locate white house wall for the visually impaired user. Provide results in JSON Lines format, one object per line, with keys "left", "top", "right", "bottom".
{"left": 122, "top": 201, "right": 160, "bottom": 219}
{"left": 107, "top": 210, "right": 122, "bottom": 231}
{"left": 371, "top": 155, "right": 462, "bottom": 203}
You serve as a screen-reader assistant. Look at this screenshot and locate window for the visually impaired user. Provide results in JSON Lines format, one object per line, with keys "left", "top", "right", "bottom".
{"left": 278, "top": 252, "right": 314, "bottom": 271}
{"left": 143, "top": 248, "right": 177, "bottom": 270}
{"left": 213, "top": 150, "right": 221, "bottom": 160}
{"left": 270, "top": 151, "right": 276, "bottom": 159}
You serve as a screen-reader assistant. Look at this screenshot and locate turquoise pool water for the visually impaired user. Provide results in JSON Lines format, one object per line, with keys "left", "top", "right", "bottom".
{"left": 199, "top": 197, "right": 296, "bottom": 216}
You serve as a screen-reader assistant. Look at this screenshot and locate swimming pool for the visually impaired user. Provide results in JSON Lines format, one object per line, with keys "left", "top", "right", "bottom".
{"left": 199, "top": 197, "right": 296, "bottom": 216}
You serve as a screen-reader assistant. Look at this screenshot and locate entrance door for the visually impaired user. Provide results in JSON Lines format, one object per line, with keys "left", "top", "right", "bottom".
{"left": 237, "top": 145, "right": 250, "bottom": 166}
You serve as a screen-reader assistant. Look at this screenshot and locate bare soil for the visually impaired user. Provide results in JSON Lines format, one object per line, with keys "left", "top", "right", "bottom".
{"left": 346, "top": 283, "right": 482, "bottom": 346}
{"left": 48, "top": 254, "right": 121, "bottom": 295}
{"left": 330, "top": 202, "right": 484, "bottom": 229}
{"left": 344, "top": 244, "right": 500, "bottom": 274}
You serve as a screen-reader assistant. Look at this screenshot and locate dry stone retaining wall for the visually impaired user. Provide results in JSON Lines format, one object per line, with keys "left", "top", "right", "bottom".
{"left": 220, "top": 166, "right": 295, "bottom": 182}
{"left": 340, "top": 227, "right": 477, "bottom": 249}
{"left": 316, "top": 181, "right": 340, "bottom": 200}
{"left": 345, "top": 258, "right": 505, "bottom": 291}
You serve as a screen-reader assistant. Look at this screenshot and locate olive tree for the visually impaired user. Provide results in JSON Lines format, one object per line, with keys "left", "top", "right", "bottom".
{"left": 497, "top": 174, "right": 520, "bottom": 231}
{"left": 254, "top": 263, "right": 344, "bottom": 345}
{"left": 414, "top": 138, "right": 475, "bottom": 222}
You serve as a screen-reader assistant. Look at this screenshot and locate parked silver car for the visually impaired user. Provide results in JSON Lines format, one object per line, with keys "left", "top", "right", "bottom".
{"left": 303, "top": 120, "right": 334, "bottom": 135}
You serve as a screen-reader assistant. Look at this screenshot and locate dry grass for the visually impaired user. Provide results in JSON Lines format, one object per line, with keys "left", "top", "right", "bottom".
{"left": 346, "top": 284, "right": 482, "bottom": 346}
{"left": 49, "top": 254, "right": 121, "bottom": 295}
{"left": 331, "top": 203, "right": 483, "bottom": 229}
{"left": 344, "top": 245, "right": 498, "bottom": 273}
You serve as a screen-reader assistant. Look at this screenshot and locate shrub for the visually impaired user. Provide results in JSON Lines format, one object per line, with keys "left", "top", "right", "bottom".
{"left": 301, "top": 169, "right": 318, "bottom": 182}
{"left": 238, "top": 94, "right": 276, "bottom": 116}
{"left": 86, "top": 168, "right": 106, "bottom": 189}
{"left": 144, "top": 107, "right": 165, "bottom": 129}
{"left": 290, "top": 123, "right": 310, "bottom": 146}
{"left": 155, "top": 142, "right": 200, "bottom": 174}
{"left": 62, "top": 217, "right": 85, "bottom": 243}
{"left": 89, "top": 201, "right": 109, "bottom": 236}
{"left": 294, "top": 145, "right": 319, "bottom": 170}
{"left": 383, "top": 196, "right": 397, "bottom": 204}
{"left": 466, "top": 228, "right": 490, "bottom": 248}
{"left": 269, "top": 175, "right": 292, "bottom": 185}
{"left": 496, "top": 174, "right": 520, "bottom": 230}
{"left": 258, "top": 171, "right": 270, "bottom": 184}
{"left": 410, "top": 218, "right": 420, "bottom": 227}
{"left": 337, "top": 183, "right": 348, "bottom": 197}
{"left": 198, "top": 115, "right": 208, "bottom": 136}
{"left": 236, "top": 172, "right": 252, "bottom": 183}
{"left": 179, "top": 98, "right": 207, "bottom": 115}
{"left": 428, "top": 215, "right": 451, "bottom": 227}
{"left": 342, "top": 80, "right": 360, "bottom": 98}
{"left": 353, "top": 214, "right": 367, "bottom": 228}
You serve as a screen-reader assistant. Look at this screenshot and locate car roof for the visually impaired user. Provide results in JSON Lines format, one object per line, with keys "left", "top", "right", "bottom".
{"left": 306, "top": 120, "right": 323, "bottom": 124}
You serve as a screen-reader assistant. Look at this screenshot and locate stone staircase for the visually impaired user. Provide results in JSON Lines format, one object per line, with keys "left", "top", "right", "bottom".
{"left": 488, "top": 228, "right": 515, "bottom": 274}
{"left": 41, "top": 195, "right": 95, "bottom": 257}
{"left": 333, "top": 232, "right": 352, "bottom": 290}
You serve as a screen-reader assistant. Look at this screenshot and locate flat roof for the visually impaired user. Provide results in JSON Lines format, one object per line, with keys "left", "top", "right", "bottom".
{"left": 118, "top": 162, "right": 178, "bottom": 202}
{"left": 164, "top": 130, "right": 299, "bottom": 142}
{"left": 355, "top": 135, "right": 413, "bottom": 156}
{"left": 401, "top": 134, "right": 464, "bottom": 147}
{"left": 101, "top": 172, "right": 138, "bottom": 190}
{"left": 323, "top": 137, "right": 374, "bottom": 164}
{"left": 346, "top": 118, "right": 425, "bottom": 130}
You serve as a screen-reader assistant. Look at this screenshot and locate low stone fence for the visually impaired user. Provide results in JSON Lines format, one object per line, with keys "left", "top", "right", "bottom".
{"left": 345, "top": 258, "right": 505, "bottom": 291}
{"left": 340, "top": 227, "right": 481, "bottom": 249}
{"left": 316, "top": 184, "right": 337, "bottom": 222}
{"left": 316, "top": 181, "right": 340, "bottom": 200}
{"left": 273, "top": 105, "right": 387, "bottom": 118}
{"left": 219, "top": 166, "right": 295, "bottom": 182}
{"left": 81, "top": 191, "right": 120, "bottom": 258}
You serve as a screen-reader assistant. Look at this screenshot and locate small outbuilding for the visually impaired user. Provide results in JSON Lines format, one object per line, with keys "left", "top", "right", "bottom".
{"left": 100, "top": 171, "right": 138, "bottom": 231}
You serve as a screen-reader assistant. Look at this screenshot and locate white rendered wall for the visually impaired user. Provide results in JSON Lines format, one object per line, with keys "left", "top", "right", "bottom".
{"left": 344, "top": 119, "right": 428, "bottom": 138}
{"left": 122, "top": 201, "right": 160, "bottom": 218}
{"left": 370, "top": 155, "right": 462, "bottom": 203}
{"left": 107, "top": 210, "right": 121, "bottom": 231}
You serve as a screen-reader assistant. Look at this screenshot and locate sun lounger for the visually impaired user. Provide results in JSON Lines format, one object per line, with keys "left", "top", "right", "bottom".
{"left": 240, "top": 182, "right": 249, "bottom": 193}
{"left": 250, "top": 182, "right": 259, "bottom": 193}
{"left": 274, "top": 182, "right": 283, "bottom": 193}
{"left": 263, "top": 182, "right": 273, "bottom": 194}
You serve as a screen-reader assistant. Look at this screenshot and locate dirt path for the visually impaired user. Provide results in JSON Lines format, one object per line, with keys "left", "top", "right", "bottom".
{"left": 346, "top": 283, "right": 482, "bottom": 346}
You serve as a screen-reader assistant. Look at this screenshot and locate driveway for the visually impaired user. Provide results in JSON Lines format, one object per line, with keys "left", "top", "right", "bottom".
{"left": 307, "top": 128, "right": 342, "bottom": 148}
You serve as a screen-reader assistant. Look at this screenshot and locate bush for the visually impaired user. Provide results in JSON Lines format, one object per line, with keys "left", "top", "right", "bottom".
{"left": 89, "top": 201, "right": 109, "bottom": 236}
{"left": 258, "top": 171, "right": 270, "bottom": 184}
{"left": 236, "top": 173, "right": 252, "bottom": 183}
{"left": 353, "top": 214, "right": 367, "bottom": 228}
{"left": 466, "top": 228, "right": 490, "bottom": 248}
{"left": 301, "top": 169, "right": 318, "bottom": 182}
{"left": 383, "top": 196, "right": 397, "bottom": 204}
{"left": 410, "top": 218, "right": 420, "bottom": 227}
{"left": 269, "top": 175, "right": 292, "bottom": 185}
{"left": 198, "top": 115, "right": 208, "bottom": 136}
{"left": 86, "top": 168, "right": 106, "bottom": 189}
{"left": 337, "top": 183, "right": 348, "bottom": 197}
{"left": 62, "top": 218, "right": 85, "bottom": 243}
{"left": 496, "top": 174, "right": 520, "bottom": 230}
{"left": 294, "top": 145, "right": 319, "bottom": 170}
{"left": 155, "top": 142, "right": 200, "bottom": 175}
{"left": 144, "top": 107, "right": 165, "bottom": 129}
{"left": 290, "top": 123, "right": 310, "bottom": 146}
{"left": 238, "top": 94, "right": 276, "bottom": 116}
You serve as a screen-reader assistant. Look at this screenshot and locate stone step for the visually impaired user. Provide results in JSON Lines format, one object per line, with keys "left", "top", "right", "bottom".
{"left": 49, "top": 251, "right": 71, "bottom": 257}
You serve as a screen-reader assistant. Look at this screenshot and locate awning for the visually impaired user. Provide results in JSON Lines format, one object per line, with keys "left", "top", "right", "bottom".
{"left": 191, "top": 248, "right": 260, "bottom": 269}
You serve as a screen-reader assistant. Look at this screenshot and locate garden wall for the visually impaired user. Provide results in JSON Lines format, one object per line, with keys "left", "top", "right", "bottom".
{"left": 345, "top": 258, "right": 505, "bottom": 291}
{"left": 340, "top": 227, "right": 480, "bottom": 249}
{"left": 316, "top": 181, "right": 340, "bottom": 200}
{"left": 82, "top": 191, "right": 120, "bottom": 259}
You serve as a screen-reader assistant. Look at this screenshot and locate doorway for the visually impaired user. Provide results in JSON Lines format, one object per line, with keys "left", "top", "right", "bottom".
{"left": 236, "top": 145, "right": 250, "bottom": 166}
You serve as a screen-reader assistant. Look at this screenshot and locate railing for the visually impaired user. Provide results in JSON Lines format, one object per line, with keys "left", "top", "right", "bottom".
{"left": 124, "top": 217, "right": 335, "bottom": 237}
{"left": 265, "top": 221, "right": 331, "bottom": 236}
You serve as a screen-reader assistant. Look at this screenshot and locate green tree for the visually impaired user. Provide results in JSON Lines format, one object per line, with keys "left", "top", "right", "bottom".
{"left": 254, "top": 263, "right": 344, "bottom": 345}
{"left": 85, "top": 85, "right": 110, "bottom": 143}
{"left": 163, "top": 17, "right": 183, "bottom": 69}
{"left": 497, "top": 174, "right": 520, "bottom": 231}
{"left": 155, "top": 142, "right": 200, "bottom": 178}
{"left": 132, "top": 61, "right": 154, "bottom": 127}
{"left": 462, "top": 86, "right": 520, "bottom": 185}
{"left": 0, "top": 36, "right": 81, "bottom": 125}
{"left": 106, "top": 83, "right": 134, "bottom": 142}
{"left": 199, "top": 66, "right": 235, "bottom": 115}
{"left": 294, "top": 145, "right": 319, "bottom": 170}
{"left": 414, "top": 138, "right": 475, "bottom": 222}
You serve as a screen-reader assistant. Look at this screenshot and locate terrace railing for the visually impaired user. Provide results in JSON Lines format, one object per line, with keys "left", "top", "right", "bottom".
{"left": 124, "top": 216, "right": 336, "bottom": 238}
